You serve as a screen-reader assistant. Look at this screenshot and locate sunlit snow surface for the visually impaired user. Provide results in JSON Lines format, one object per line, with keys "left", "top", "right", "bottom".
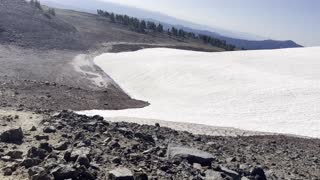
{"left": 82, "top": 47, "right": 320, "bottom": 138}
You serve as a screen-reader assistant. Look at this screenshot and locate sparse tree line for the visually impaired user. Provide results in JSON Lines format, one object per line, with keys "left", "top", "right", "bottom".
{"left": 97, "top": 9, "right": 236, "bottom": 51}
{"left": 29, "top": 0, "right": 56, "bottom": 16}
{"left": 97, "top": 10, "right": 163, "bottom": 33}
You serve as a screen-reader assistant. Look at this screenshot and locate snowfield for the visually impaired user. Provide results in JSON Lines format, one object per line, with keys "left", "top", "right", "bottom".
{"left": 81, "top": 47, "right": 320, "bottom": 138}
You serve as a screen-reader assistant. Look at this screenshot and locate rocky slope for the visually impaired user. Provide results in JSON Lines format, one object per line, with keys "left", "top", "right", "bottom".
{"left": 0, "top": 0, "right": 85, "bottom": 50}
{"left": 0, "top": 110, "right": 319, "bottom": 179}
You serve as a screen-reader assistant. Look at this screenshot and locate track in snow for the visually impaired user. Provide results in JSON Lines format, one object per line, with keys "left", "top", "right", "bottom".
{"left": 82, "top": 47, "right": 320, "bottom": 138}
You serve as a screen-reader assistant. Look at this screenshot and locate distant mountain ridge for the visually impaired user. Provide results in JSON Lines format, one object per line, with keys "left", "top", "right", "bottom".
{"left": 179, "top": 27, "right": 303, "bottom": 50}
{"left": 40, "top": 0, "right": 303, "bottom": 50}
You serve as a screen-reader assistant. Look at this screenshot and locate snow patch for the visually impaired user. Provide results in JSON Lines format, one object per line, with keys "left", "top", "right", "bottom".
{"left": 81, "top": 47, "right": 320, "bottom": 138}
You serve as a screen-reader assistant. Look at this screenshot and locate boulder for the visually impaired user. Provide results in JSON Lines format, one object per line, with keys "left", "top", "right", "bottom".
{"left": 0, "top": 127, "right": 24, "bottom": 143}
{"left": 167, "top": 144, "right": 215, "bottom": 166}
{"left": 108, "top": 168, "right": 134, "bottom": 180}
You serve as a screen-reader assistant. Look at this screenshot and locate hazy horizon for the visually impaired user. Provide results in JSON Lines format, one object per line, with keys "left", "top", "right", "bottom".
{"left": 96, "top": 0, "right": 320, "bottom": 46}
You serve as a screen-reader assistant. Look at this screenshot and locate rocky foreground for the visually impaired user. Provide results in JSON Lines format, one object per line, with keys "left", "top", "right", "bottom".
{"left": 0, "top": 110, "right": 319, "bottom": 179}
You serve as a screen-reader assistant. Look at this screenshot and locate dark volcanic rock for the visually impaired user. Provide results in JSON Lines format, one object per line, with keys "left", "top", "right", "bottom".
{"left": 108, "top": 168, "right": 134, "bottom": 180}
{"left": 76, "top": 154, "right": 90, "bottom": 167}
{"left": 134, "top": 172, "right": 148, "bottom": 180}
{"left": 53, "top": 141, "right": 68, "bottom": 151}
{"left": 0, "top": 127, "right": 23, "bottom": 143}
{"left": 30, "top": 126, "right": 37, "bottom": 131}
{"left": 167, "top": 145, "right": 215, "bottom": 166}
{"left": 21, "top": 158, "right": 42, "bottom": 168}
{"left": 28, "top": 166, "right": 45, "bottom": 177}
{"left": 43, "top": 126, "right": 56, "bottom": 133}
{"left": 35, "top": 135, "right": 49, "bottom": 141}
{"left": 39, "top": 142, "right": 53, "bottom": 153}
{"left": 27, "top": 147, "right": 48, "bottom": 159}
{"left": 2, "top": 163, "right": 18, "bottom": 176}
{"left": 251, "top": 166, "right": 267, "bottom": 180}
{"left": 7, "top": 150, "right": 23, "bottom": 159}
{"left": 1, "top": 111, "right": 318, "bottom": 179}
{"left": 51, "top": 165, "right": 77, "bottom": 179}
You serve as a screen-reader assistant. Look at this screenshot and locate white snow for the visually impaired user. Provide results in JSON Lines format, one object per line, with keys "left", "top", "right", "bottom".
{"left": 81, "top": 47, "right": 320, "bottom": 138}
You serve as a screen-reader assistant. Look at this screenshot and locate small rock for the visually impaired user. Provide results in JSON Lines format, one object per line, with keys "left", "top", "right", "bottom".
{"left": 27, "top": 147, "right": 48, "bottom": 159}
{"left": 134, "top": 172, "right": 148, "bottom": 180}
{"left": 35, "top": 135, "right": 49, "bottom": 141}
{"left": 2, "top": 163, "right": 18, "bottom": 176}
{"left": 241, "top": 177, "right": 250, "bottom": 180}
{"left": 76, "top": 154, "right": 90, "bottom": 167}
{"left": 28, "top": 166, "right": 45, "bottom": 176}
{"left": 111, "top": 156, "right": 121, "bottom": 164}
{"left": 7, "top": 150, "right": 23, "bottom": 159}
{"left": 226, "top": 157, "right": 237, "bottom": 163}
{"left": 167, "top": 144, "right": 215, "bottom": 166}
{"left": 250, "top": 166, "right": 267, "bottom": 180}
{"left": 31, "top": 172, "right": 54, "bottom": 180}
{"left": 134, "top": 132, "right": 154, "bottom": 144}
{"left": 193, "top": 163, "right": 202, "bottom": 170}
{"left": 39, "top": 142, "right": 53, "bottom": 153}
{"left": 53, "top": 141, "right": 68, "bottom": 151}
{"left": 0, "top": 127, "right": 24, "bottom": 143}
{"left": 21, "top": 158, "right": 42, "bottom": 168}
{"left": 109, "top": 168, "right": 134, "bottom": 180}
{"left": 2, "top": 167, "right": 13, "bottom": 176}
{"left": 51, "top": 165, "right": 77, "bottom": 179}
{"left": 43, "top": 126, "right": 56, "bottom": 133}
{"left": 69, "top": 147, "right": 91, "bottom": 162}
{"left": 1, "top": 156, "right": 12, "bottom": 162}
{"left": 30, "top": 126, "right": 37, "bottom": 131}
{"left": 205, "top": 170, "right": 224, "bottom": 180}
{"left": 108, "top": 140, "right": 120, "bottom": 149}
{"left": 219, "top": 166, "right": 240, "bottom": 179}
{"left": 93, "top": 115, "right": 104, "bottom": 121}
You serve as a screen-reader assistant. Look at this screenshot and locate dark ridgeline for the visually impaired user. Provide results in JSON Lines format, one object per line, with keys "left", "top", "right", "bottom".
{"left": 97, "top": 9, "right": 236, "bottom": 51}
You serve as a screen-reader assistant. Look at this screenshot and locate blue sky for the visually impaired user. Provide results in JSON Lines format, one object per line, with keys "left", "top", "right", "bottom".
{"left": 100, "top": 0, "right": 320, "bottom": 46}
